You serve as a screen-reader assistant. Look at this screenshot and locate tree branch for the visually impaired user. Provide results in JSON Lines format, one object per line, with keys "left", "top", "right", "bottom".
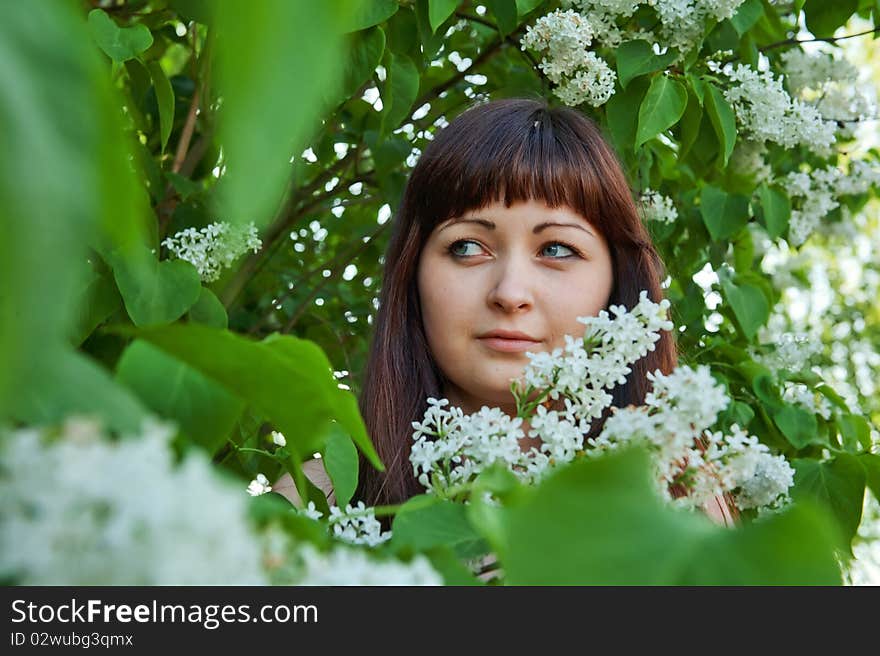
{"left": 760, "top": 26, "right": 880, "bottom": 51}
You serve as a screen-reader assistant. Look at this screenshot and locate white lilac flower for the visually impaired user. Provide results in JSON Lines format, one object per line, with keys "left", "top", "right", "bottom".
{"left": 716, "top": 62, "right": 837, "bottom": 156}
{"left": 247, "top": 473, "right": 272, "bottom": 496}
{"left": 327, "top": 501, "right": 391, "bottom": 547}
{"left": 410, "top": 291, "right": 674, "bottom": 492}
{"left": 782, "top": 382, "right": 832, "bottom": 421}
{"left": 300, "top": 501, "right": 324, "bottom": 521}
{"left": 553, "top": 55, "right": 618, "bottom": 106}
{"left": 270, "top": 431, "right": 287, "bottom": 447}
{"left": 729, "top": 139, "right": 771, "bottom": 184}
{"left": 639, "top": 189, "right": 679, "bottom": 224}
{"left": 291, "top": 544, "right": 442, "bottom": 585}
{"left": 781, "top": 48, "right": 859, "bottom": 94}
{"left": 749, "top": 331, "right": 821, "bottom": 373}
{"left": 162, "top": 221, "right": 262, "bottom": 283}
{"left": 0, "top": 416, "right": 267, "bottom": 585}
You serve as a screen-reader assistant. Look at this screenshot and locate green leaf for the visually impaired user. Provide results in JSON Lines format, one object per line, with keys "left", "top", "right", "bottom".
{"left": 635, "top": 74, "right": 687, "bottom": 149}
{"left": 677, "top": 84, "right": 703, "bottom": 158}
{"left": 322, "top": 423, "right": 359, "bottom": 507}
{"left": 615, "top": 40, "right": 678, "bottom": 90}
{"left": 793, "top": 455, "right": 866, "bottom": 549}
{"left": 187, "top": 286, "right": 228, "bottom": 328}
{"left": 338, "top": 0, "right": 399, "bottom": 33}
{"left": 14, "top": 350, "right": 148, "bottom": 435}
{"left": 756, "top": 184, "right": 791, "bottom": 239}
{"left": 485, "top": 0, "right": 519, "bottom": 37}
{"left": 860, "top": 454, "right": 880, "bottom": 502}
{"left": 116, "top": 340, "right": 244, "bottom": 455}
{"left": 719, "top": 276, "right": 769, "bottom": 341}
{"left": 213, "top": 0, "right": 345, "bottom": 230}
{"left": 514, "top": 0, "right": 544, "bottom": 16}
{"left": 70, "top": 269, "right": 122, "bottom": 346}
{"left": 606, "top": 76, "right": 649, "bottom": 154}
{"left": 87, "top": 9, "right": 153, "bottom": 63}
{"left": 493, "top": 448, "right": 841, "bottom": 584}
{"left": 838, "top": 413, "right": 872, "bottom": 452}
{"left": 111, "top": 323, "right": 382, "bottom": 469}
{"left": 704, "top": 82, "right": 737, "bottom": 167}
{"left": 381, "top": 51, "right": 420, "bottom": 135}
{"left": 803, "top": 0, "right": 859, "bottom": 36}
{"left": 772, "top": 403, "right": 821, "bottom": 449}
{"left": 0, "top": 1, "right": 150, "bottom": 420}
{"left": 700, "top": 185, "right": 750, "bottom": 241}
{"left": 730, "top": 0, "right": 765, "bottom": 35}
{"left": 108, "top": 245, "right": 202, "bottom": 327}
{"left": 391, "top": 497, "right": 485, "bottom": 555}
{"left": 428, "top": 0, "right": 459, "bottom": 33}
{"left": 146, "top": 61, "right": 174, "bottom": 154}
{"left": 341, "top": 27, "right": 386, "bottom": 100}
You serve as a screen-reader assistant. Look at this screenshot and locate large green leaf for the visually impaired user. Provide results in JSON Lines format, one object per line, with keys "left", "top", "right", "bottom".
{"left": 87, "top": 9, "right": 153, "bottom": 63}
{"left": 485, "top": 0, "right": 519, "bottom": 37}
{"left": 837, "top": 413, "right": 872, "bottom": 453}
{"left": 704, "top": 82, "right": 737, "bottom": 167}
{"left": 0, "top": 1, "right": 147, "bottom": 420}
{"left": 492, "top": 449, "right": 841, "bottom": 584}
{"left": 114, "top": 323, "right": 382, "bottom": 470}
{"left": 793, "top": 455, "right": 866, "bottom": 549}
{"left": 860, "top": 454, "right": 880, "bottom": 502}
{"left": 212, "top": 0, "right": 346, "bottom": 230}
{"left": 730, "top": 0, "right": 765, "bottom": 35}
{"left": 634, "top": 74, "right": 687, "bottom": 149}
{"left": 116, "top": 340, "right": 244, "bottom": 455}
{"left": 700, "top": 185, "right": 750, "bottom": 241}
{"left": 13, "top": 350, "right": 148, "bottom": 435}
{"left": 70, "top": 269, "right": 122, "bottom": 346}
{"left": 187, "top": 287, "right": 228, "bottom": 329}
{"left": 606, "top": 76, "right": 649, "bottom": 154}
{"left": 719, "top": 275, "right": 770, "bottom": 342}
{"left": 615, "top": 40, "right": 678, "bottom": 90}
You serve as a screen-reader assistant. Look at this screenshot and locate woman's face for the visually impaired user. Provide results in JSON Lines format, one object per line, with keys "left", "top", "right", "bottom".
{"left": 417, "top": 199, "right": 614, "bottom": 415}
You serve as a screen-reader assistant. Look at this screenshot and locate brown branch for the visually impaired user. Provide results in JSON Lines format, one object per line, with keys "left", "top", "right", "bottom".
{"left": 760, "top": 26, "right": 880, "bottom": 51}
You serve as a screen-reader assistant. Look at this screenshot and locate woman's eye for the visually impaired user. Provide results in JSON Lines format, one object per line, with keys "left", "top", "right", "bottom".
{"left": 448, "top": 240, "right": 484, "bottom": 257}
{"left": 541, "top": 242, "right": 577, "bottom": 258}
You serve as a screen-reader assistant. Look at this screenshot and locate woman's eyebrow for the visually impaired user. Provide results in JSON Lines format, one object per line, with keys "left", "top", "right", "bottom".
{"left": 439, "top": 217, "right": 595, "bottom": 238}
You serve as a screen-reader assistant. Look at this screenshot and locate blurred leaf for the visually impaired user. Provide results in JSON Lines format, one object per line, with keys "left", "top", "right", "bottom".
{"left": 212, "top": 0, "right": 345, "bottom": 230}
{"left": 323, "top": 423, "right": 359, "bottom": 507}
{"left": 70, "top": 268, "right": 123, "bottom": 346}
{"left": 116, "top": 340, "right": 244, "bottom": 454}
{"left": 793, "top": 455, "right": 866, "bottom": 550}
{"left": 515, "top": 0, "right": 544, "bottom": 16}
{"left": 188, "top": 287, "right": 228, "bottom": 328}
{"left": 493, "top": 449, "right": 841, "bottom": 584}
{"left": 87, "top": 9, "right": 154, "bottom": 63}
{"left": 635, "top": 74, "right": 687, "bottom": 149}
{"left": 860, "top": 454, "right": 880, "bottom": 502}
{"left": 147, "top": 61, "right": 175, "bottom": 153}
{"left": 838, "top": 413, "right": 872, "bottom": 452}
{"left": 730, "top": 0, "right": 765, "bottom": 35}
{"left": 615, "top": 40, "right": 678, "bottom": 90}
{"left": 114, "top": 323, "right": 382, "bottom": 470}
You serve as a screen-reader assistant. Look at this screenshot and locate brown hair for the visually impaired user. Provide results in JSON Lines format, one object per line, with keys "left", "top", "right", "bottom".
{"left": 354, "top": 98, "right": 678, "bottom": 508}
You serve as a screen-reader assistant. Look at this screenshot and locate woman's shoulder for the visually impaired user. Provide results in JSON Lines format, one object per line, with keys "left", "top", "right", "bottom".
{"left": 272, "top": 458, "right": 336, "bottom": 508}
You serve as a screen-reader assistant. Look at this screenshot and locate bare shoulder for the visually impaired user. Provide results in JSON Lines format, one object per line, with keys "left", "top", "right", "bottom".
{"left": 272, "top": 458, "right": 337, "bottom": 508}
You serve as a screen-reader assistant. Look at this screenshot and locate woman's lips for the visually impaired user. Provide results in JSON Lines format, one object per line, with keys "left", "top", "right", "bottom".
{"left": 478, "top": 337, "right": 541, "bottom": 353}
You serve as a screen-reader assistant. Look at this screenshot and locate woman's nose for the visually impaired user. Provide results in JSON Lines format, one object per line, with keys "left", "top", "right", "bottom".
{"left": 486, "top": 259, "right": 534, "bottom": 312}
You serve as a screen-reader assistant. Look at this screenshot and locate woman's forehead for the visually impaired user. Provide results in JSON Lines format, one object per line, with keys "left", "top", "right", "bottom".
{"left": 438, "top": 200, "right": 600, "bottom": 236}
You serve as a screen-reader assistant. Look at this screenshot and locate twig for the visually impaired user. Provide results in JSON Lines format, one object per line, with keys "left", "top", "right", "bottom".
{"left": 760, "top": 26, "right": 880, "bottom": 51}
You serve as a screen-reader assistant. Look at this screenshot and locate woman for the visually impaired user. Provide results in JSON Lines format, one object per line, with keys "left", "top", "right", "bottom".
{"left": 275, "top": 97, "right": 736, "bottom": 527}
